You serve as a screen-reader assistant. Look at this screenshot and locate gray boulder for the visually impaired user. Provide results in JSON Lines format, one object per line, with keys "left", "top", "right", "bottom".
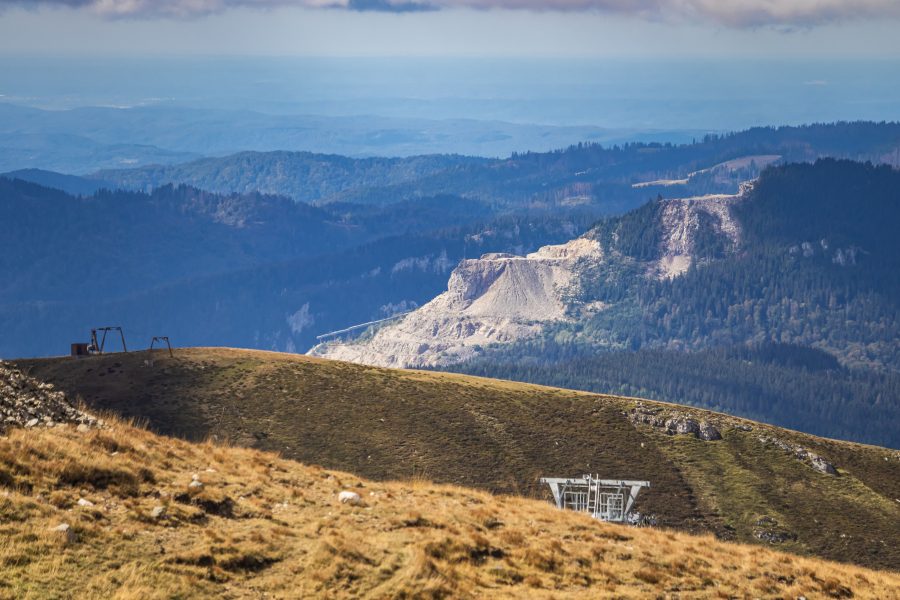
{"left": 665, "top": 417, "right": 701, "bottom": 437}
{"left": 698, "top": 421, "right": 722, "bottom": 441}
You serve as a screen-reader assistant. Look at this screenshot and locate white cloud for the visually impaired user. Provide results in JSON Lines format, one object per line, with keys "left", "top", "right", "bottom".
{"left": 4, "top": 0, "right": 900, "bottom": 26}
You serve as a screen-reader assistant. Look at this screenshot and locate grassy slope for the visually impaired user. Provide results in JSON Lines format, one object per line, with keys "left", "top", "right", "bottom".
{"left": 13, "top": 348, "right": 900, "bottom": 572}
{"left": 2, "top": 416, "right": 899, "bottom": 599}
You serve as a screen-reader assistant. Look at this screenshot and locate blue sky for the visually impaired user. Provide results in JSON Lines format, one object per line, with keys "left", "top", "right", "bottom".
{"left": 1, "top": 1, "right": 900, "bottom": 58}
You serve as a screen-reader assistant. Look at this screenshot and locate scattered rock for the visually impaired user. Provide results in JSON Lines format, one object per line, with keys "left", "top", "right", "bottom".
{"left": 51, "top": 523, "right": 77, "bottom": 545}
{"left": 150, "top": 505, "right": 167, "bottom": 519}
{"left": 76, "top": 498, "right": 94, "bottom": 508}
{"left": 809, "top": 455, "right": 838, "bottom": 475}
{"left": 627, "top": 404, "right": 666, "bottom": 428}
{"left": 665, "top": 416, "right": 701, "bottom": 437}
{"left": 753, "top": 516, "right": 797, "bottom": 543}
{"left": 755, "top": 529, "right": 797, "bottom": 544}
{"left": 0, "top": 362, "right": 99, "bottom": 433}
{"left": 698, "top": 421, "right": 722, "bottom": 441}
{"left": 188, "top": 479, "right": 204, "bottom": 490}
{"left": 338, "top": 491, "right": 362, "bottom": 506}
{"left": 757, "top": 435, "right": 838, "bottom": 475}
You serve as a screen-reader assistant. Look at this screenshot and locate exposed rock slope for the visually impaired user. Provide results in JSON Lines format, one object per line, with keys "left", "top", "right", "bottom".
{"left": 311, "top": 190, "right": 742, "bottom": 368}
{"left": 310, "top": 237, "right": 603, "bottom": 368}
{"left": 652, "top": 191, "right": 742, "bottom": 278}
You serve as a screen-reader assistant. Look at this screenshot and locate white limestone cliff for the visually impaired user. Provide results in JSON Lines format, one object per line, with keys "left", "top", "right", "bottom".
{"left": 310, "top": 190, "right": 744, "bottom": 369}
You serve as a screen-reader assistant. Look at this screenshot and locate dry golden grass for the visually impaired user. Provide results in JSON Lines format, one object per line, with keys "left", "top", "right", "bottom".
{"left": 0, "top": 414, "right": 898, "bottom": 599}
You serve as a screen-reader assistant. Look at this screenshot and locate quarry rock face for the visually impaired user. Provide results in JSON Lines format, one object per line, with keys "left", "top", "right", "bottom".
{"left": 652, "top": 192, "right": 742, "bottom": 279}
{"left": 309, "top": 237, "right": 603, "bottom": 368}
{"left": 311, "top": 191, "right": 744, "bottom": 369}
{"left": 0, "top": 361, "right": 98, "bottom": 432}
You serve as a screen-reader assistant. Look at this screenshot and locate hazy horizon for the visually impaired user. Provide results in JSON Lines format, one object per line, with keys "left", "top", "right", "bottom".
{"left": 3, "top": 56, "right": 900, "bottom": 135}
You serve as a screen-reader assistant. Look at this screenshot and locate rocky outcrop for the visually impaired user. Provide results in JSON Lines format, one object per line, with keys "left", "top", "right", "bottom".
{"left": 627, "top": 404, "right": 722, "bottom": 441}
{"left": 309, "top": 237, "right": 603, "bottom": 368}
{"left": 757, "top": 435, "right": 838, "bottom": 475}
{"left": 0, "top": 361, "right": 99, "bottom": 432}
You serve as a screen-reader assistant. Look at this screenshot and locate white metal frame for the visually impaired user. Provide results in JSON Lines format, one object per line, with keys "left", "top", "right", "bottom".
{"left": 539, "top": 476, "right": 650, "bottom": 523}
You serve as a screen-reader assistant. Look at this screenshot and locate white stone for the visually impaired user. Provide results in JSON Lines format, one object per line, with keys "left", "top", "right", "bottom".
{"left": 76, "top": 498, "right": 94, "bottom": 507}
{"left": 51, "top": 523, "right": 77, "bottom": 544}
{"left": 338, "top": 491, "right": 362, "bottom": 506}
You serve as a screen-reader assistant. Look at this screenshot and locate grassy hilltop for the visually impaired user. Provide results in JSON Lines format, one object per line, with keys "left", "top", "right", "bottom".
{"left": 13, "top": 347, "right": 900, "bottom": 572}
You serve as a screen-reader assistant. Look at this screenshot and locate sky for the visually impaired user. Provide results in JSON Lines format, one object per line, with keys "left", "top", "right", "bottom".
{"left": 1, "top": 0, "right": 898, "bottom": 136}
{"left": 1, "top": 1, "right": 900, "bottom": 58}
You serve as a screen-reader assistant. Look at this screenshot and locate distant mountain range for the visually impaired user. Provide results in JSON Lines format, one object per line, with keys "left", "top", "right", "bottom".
{"left": 0, "top": 101, "right": 702, "bottom": 173}
{"left": 87, "top": 122, "right": 900, "bottom": 209}
{"left": 2, "top": 122, "right": 899, "bottom": 445}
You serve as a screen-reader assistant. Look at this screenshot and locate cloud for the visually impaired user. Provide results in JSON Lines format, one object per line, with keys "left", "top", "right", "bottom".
{"left": 3, "top": 0, "right": 900, "bottom": 25}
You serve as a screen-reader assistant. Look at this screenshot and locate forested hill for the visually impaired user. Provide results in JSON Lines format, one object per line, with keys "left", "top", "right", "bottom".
{"left": 93, "top": 151, "right": 485, "bottom": 205}
{"left": 563, "top": 159, "right": 899, "bottom": 368}
{"left": 0, "top": 176, "right": 593, "bottom": 358}
{"left": 0, "top": 178, "right": 349, "bottom": 304}
{"left": 453, "top": 344, "right": 900, "bottom": 448}
{"left": 93, "top": 121, "right": 900, "bottom": 208}
{"left": 442, "top": 159, "right": 900, "bottom": 447}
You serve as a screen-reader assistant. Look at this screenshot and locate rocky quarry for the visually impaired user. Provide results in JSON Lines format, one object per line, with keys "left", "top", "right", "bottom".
{"left": 310, "top": 190, "right": 744, "bottom": 368}
{"left": 310, "top": 237, "right": 604, "bottom": 368}
{"left": 0, "top": 361, "right": 99, "bottom": 431}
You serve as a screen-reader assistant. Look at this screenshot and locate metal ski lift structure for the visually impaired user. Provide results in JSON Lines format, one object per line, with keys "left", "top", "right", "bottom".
{"left": 539, "top": 475, "right": 649, "bottom": 523}
{"left": 88, "top": 326, "right": 128, "bottom": 355}
{"left": 149, "top": 336, "right": 174, "bottom": 357}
